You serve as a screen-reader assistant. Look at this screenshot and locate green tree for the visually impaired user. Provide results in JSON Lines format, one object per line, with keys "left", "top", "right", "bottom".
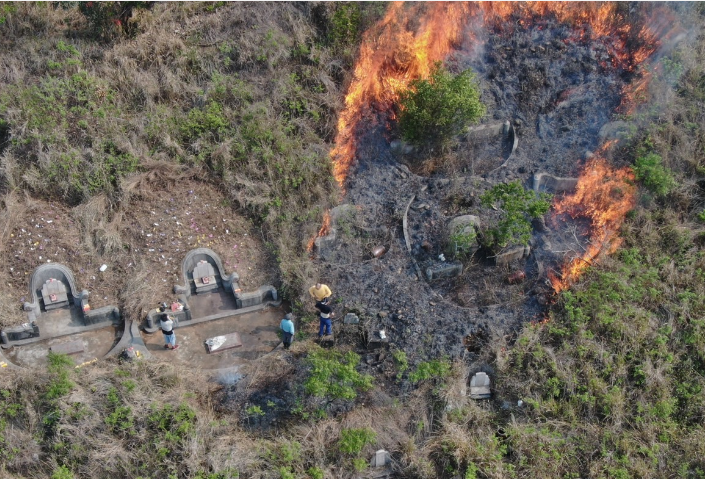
{"left": 397, "top": 62, "right": 485, "bottom": 147}
{"left": 480, "top": 181, "right": 552, "bottom": 251}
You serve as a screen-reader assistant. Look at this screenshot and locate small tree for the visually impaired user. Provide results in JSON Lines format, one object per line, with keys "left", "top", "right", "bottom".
{"left": 480, "top": 181, "right": 552, "bottom": 252}
{"left": 397, "top": 62, "right": 485, "bottom": 148}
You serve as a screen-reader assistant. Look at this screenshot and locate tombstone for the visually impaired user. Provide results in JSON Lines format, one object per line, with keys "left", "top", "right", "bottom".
{"left": 367, "top": 330, "right": 389, "bottom": 350}
{"left": 41, "top": 278, "right": 69, "bottom": 310}
{"left": 469, "top": 372, "right": 491, "bottom": 399}
{"left": 193, "top": 260, "right": 218, "bottom": 293}
{"left": 370, "top": 449, "right": 391, "bottom": 467}
{"left": 493, "top": 245, "right": 530, "bottom": 266}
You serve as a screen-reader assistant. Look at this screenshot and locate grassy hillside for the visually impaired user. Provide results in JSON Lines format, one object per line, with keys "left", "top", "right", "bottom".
{"left": 1, "top": 3, "right": 705, "bottom": 479}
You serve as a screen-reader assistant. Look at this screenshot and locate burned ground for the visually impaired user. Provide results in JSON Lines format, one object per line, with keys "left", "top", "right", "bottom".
{"left": 311, "top": 10, "right": 648, "bottom": 371}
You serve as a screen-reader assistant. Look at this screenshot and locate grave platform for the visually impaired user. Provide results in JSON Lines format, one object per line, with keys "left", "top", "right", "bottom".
{"left": 50, "top": 339, "right": 85, "bottom": 356}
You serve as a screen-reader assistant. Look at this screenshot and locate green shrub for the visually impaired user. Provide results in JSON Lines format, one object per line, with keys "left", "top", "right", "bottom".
{"left": 480, "top": 181, "right": 552, "bottom": 251}
{"left": 352, "top": 457, "right": 368, "bottom": 472}
{"left": 397, "top": 62, "right": 485, "bottom": 147}
{"left": 339, "top": 428, "right": 377, "bottom": 455}
{"left": 51, "top": 465, "right": 75, "bottom": 479}
{"left": 179, "top": 101, "right": 230, "bottom": 143}
{"left": 393, "top": 349, "right": 409, "bottom": 377}
{"left": 409, "top": 359, "right": 452, "bottom": 383}
{"left": 148, "top": 403, "right": 197, "bottom": 442}
{"left": 306, "top": 467, "right": 324, "bottom": 479}
{"left": 329, "top": 3, "right": 361, "bottom": 48}
{"left": 465, "top": 462, "right": 479, "bottom": 479}
{"left": 245, "top": 405, "right": 265, "bottom": 417}
{"left": 633, "top": 152, "right": 676, "bottom": 196}
{"left": 304, "top": 347, "right": 373, "bottom": 401}
{"left": 448, "top": 224, "right": 478, "bottom": 259}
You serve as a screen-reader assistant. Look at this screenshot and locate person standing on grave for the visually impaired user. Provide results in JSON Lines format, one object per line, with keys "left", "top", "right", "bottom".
{"left": 160, "top": 314, "right": 179, "bottom": 350}
{"left": 309, "top": 283, "right": 332, "bottom": 304}
{"left": 280, "top": 313, "right": 295, "bottom": 350}
{"left": 315, "top": 301, "right": 334, "bottom": 338}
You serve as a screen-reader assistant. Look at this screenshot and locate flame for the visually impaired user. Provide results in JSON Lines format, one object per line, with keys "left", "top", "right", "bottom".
{"left": 320, "top": 1, "right": 670, "bottom": 273}
{"left": 549, "top": 152, "right": 637, "bottom": 292}
{"left": 330, "top": 2, "right": 473, "bottom": 187}
{"left": 329, "top": 2, "right": 668, "bottom": 188}
{"left": 307, "top": 211, "right": 331, "bottom": 252}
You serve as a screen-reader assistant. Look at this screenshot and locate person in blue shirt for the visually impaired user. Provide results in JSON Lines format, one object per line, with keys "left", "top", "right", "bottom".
{"left": 280, "top": 313, "right": 295, "bottom": 350}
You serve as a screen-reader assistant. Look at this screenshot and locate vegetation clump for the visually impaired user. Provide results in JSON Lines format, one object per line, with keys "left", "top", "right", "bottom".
{"left": 397, "top": 62, "right": 485, "bottom": 148}
{"left": 304, "top": 346, "right": 373, "bottom": 402}
{"left": 480, "top": 181, "right": 552, "bottom": 251}
{"left": 632, "top": 151, "right": 676, "bottom": 196}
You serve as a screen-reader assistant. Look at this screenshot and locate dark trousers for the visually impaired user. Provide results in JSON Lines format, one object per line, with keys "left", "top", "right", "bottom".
{"left": 282, "top": 332, "right": 293, "bottom": 349}
{"left": 318, "top": 317, "right": 332, "bottom": 337}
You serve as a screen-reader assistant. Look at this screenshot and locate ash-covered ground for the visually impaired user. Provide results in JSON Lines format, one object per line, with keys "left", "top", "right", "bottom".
{"left": 315, "top": 12, "right": 646, "bottom": 368}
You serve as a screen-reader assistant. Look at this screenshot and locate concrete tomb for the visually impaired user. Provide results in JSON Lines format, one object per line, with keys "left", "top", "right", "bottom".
{"left": 469, "top": 372, "right": 492, "bottom": 399}
{"left": 144, "top": 249, "right": 280, "bottom": 352}
{"left": 0, "top": 263, "right": 126, "bottom": 369}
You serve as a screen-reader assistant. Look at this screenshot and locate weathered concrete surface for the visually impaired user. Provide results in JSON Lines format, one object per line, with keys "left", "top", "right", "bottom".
{"left": 5, "top": 325, "right": 120, "bottom": 368}
{"left": 140, "top": 306, "right": 285, "bottom": 371}
{"left": 493, "top": 245, "right": 531, "bottom": 266}
{"left": 426, "top": 262, "right": 463, "bottom": 281}
{"left": 532, "top": 172, "right": 578, "bottom": 194}
{"left": 469, "top": 372, "right": 492, "bottom": 399}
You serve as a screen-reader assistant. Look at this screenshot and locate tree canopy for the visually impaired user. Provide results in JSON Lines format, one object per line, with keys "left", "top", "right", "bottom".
{"left": 397, "top": 62, "right": 485, "bottom": 147}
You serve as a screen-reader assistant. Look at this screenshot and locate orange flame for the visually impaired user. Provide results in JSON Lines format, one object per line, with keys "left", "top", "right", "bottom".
{"left": 329, "top": 2, "right": 668, "bottom": 188}
{"left": 321, "top": 1, "right": 670, "bottom": 275}
{"left": 307, "top": 211, "right": 331, "bottom": 252}
{"left": 330, "top": 2, "right": 473, "bottom": 187}
{"left": 549, "top": 153, "right": 637, "bottom": 292}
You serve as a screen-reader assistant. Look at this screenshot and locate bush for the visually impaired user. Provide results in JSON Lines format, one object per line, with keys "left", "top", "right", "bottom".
{"left": 339, "top": 427, "right": 377, "bottom": 455}
{"left": 51, "top": 465, "right": 75, "bottom": 479}
{"left": 480, "top": 181, "right": 552, "bottom": 251}
{"left": 304, "top": 347, "right": 373, "bottom": 402}
{"left": 397, "top": 62, "right": 485, "bottom": 148}
{"left": 632, "top": 152, "right": 676, "bottom": 196}
{"left": 409, "top": 359, "right": 452, "bottom": 383}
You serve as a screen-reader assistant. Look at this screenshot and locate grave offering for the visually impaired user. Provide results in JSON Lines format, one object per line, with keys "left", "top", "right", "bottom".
{"left": 205, "top": 332, "right": 242, "bottom": 353}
